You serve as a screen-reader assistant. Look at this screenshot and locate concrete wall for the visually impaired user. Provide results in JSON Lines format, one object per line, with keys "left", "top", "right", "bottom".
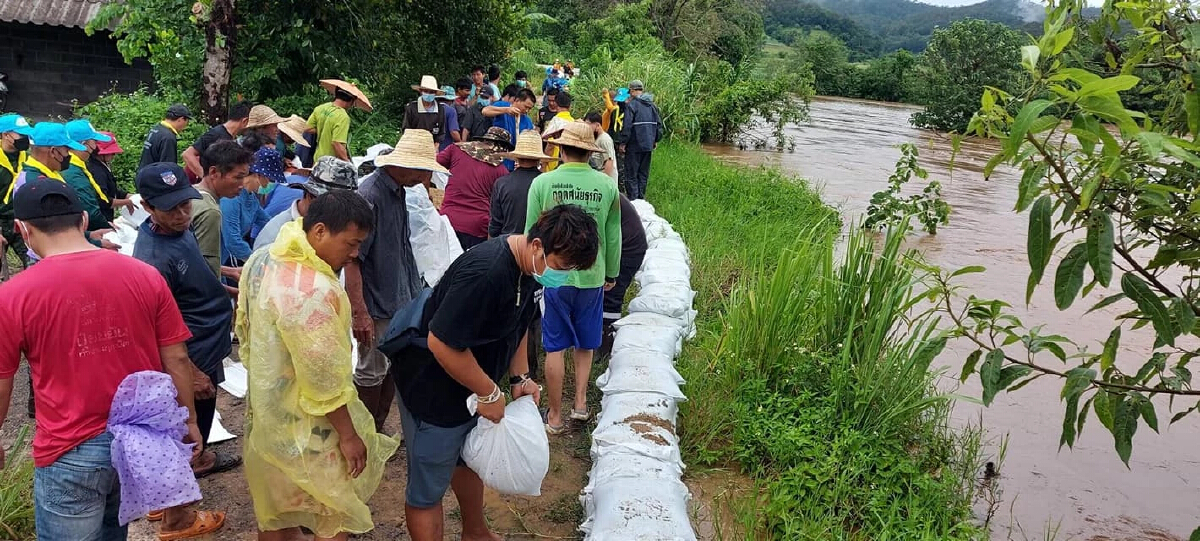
{"left": 0, "top": 21, "right": 154, "bottom": 118}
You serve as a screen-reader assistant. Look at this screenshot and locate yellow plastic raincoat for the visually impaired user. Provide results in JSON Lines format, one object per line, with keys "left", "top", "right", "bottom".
{"left": 236, "top": 219, "right": 398, "bottom": 537}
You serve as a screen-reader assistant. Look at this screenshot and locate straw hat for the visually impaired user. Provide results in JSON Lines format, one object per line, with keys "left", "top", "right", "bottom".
{"left": 374, "top": 129, "right": 449, "bottom": 174}
{"left": 245, "top": 105, "right": 285, "bottom": 129}
{"left": 544, "top": 121, "right": 603, "bottom": 152}
{"left": 498, "top": 130, "right": 553, "bottom": 161}
{"left": 320, "top": 79, "right": 373, "bottom": 112}
{"left": 411, "top": 75, "right": 444, "bottom": 95}
{"left": 277, "top": 115, "right": 311, "bottom": 147}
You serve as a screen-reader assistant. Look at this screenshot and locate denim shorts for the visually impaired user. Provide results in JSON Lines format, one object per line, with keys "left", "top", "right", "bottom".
{"left": 398, "top": 399, "right": 478, "bottom": 508}
{"left": 34, "top": 432, "right": 126, "bottom": 541}
{"left": 542, "top": 286, "right": 604, "bottom": 352}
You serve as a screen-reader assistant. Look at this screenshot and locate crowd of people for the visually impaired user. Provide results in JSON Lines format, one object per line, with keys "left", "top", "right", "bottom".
{"left": 0, "top": 63, "right": 665, "bottom": 541}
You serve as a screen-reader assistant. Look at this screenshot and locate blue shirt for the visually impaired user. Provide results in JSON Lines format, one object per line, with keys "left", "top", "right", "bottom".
{"left": 491, "top": 100, "right": 533, "bottom": 170}
{"left": 219, "top": 188, "right": 269, "bottom": 263}
{"left": 132, "top": 221, "right": 233, "bottom": 381}
{"left": 439, "top": 105, "right": 461, "bottom": 152}
{"left": 262, "top": 175, "right": 306, "bottom": 221}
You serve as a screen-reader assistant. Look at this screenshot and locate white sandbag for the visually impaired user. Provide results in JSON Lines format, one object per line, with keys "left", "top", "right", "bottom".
{"left": 580, "top": 453, "right": 684, "bottom": 532}
{"left": 591, "top": 409, "right": 682, "bottom": 467}
{"left": 585, "top": 475, "right": 695, "bottom": 541}
{"left": 594, "top": 391, "right": 679, "bottom": 436}
{"left": 595, "top": 362, "right": 686, "bottom": 400}
{"left": 627, "top": 284, "right": 695, "bottom": 319}
{"left": 645, "top": 246, "right": 690, "bottom": 265}
{"left": 461, "top": 396, "right": 549, "bottom": 496}
{"left": 101, "top": 221, "right": 139, "bottom": 257}
{"left": 405, "top": 184, "right": 463, "bottom": 286}
{"left": 642, "top": 221, "right": 677, "bottom": 242}
{"left": 648, "top": 237, "right": 689, "bottom": 257}
{"left": 635, "top": 269, "right": 692, "bottom": 289}
{"left": 606, "top": 350, "right": 676, "bottom": 371}
{"left": 630, "top": 199, "right": 657, "bottom": 217}
{"left": 639, "top": 257, "right": 691, "bottom": 275}
{"left": 613, "top": 312, "right": 689, "bottom": 330}
{"left": 611, "top": 325, "right": 682, "bottom": 358}
{"left": 431, "top": 171, "right": 449, "bottom": 189}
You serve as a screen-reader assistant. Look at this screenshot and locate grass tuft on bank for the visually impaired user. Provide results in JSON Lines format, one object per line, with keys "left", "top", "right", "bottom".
{"left": 0, "top": 425, "right": 35, "bottom": 541}
{"left": 650, "top": 143, "right": 983, "bottom": 539}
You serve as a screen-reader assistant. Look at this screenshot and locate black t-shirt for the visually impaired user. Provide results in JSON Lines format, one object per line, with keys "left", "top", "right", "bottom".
{"left": 463, "top": 104, "right": 493, "bottom": 141}
{"left": 394, "top": 236, "right": 538, "bottom": 427}
{"left": 619, "top": 194, "right": 648, "bottom": 257}
{"left": 86, "top": 156, "right": 125, "bottom": 223}
{"left": 191, "top": 124, "right": 232, "bottom": 157}
{"left": 138, "top": 123, "right": 179, "bottom": 170}
{"left": 132, "top": 221, "right": 233, "bottom": 382}
{"left": 536, "top": 107, "right": 554, "bottom": 132}
{"left": 488, "top": 167, "right": 539, "bottom": 237}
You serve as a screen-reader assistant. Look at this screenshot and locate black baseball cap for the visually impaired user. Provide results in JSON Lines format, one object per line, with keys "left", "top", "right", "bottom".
{"left": 137, "top": 162, "right": 201, "bottom": 210}
{"left": 166, "top": 103, "right": 192, "bottom": 120}
{"left": 13, "top": 179, "right": 83, "bottom": 221}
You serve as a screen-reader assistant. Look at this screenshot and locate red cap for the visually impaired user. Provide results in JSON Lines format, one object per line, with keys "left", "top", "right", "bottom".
{"left": 96, "top": 131, "right": 123, "bottom": 155}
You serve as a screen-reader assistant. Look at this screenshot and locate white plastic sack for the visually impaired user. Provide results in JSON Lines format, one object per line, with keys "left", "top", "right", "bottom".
{"left": 102, "top": 221, "right": 139, "bottom": 257}
{"left": 595, "top": 361, "right": 686, "bottom": 400}
{"left": 627, "top": 283, "right": 695, "bottom": 319}
{"left": 593, "top": 391, "right": 679, "bottom": 437}
{"left": 405, "top": 184, "right": 462, "bottom": 286}
{"left": 614, "top": 311, "right": 695, "bottom": 340}
{"left": 580, "top": 453, "right": 684, "bottom": 533}
{"left": 431, "top": 171, "right": 449, "bottom": 190}
{"left": 461, "top": 396, "right": 549, "bottom": 496}
{"left": 644, "top": 246, "right": 690, "bottom": 266}
{"left": 585, "top": 475, "right": 695, "bottom": 541}
{"left": 610, "top": 325, "right": 682, "bottom": 358}
{"left": 648, "top": 237, "right": 689, "bottom": 257}
{"left": 630, "top": 199, "right": 657, "bottom": 217}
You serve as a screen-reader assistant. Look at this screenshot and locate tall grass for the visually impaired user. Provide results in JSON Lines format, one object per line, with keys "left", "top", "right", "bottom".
{"left": 0, "top": 425, "right": 36, "bottom": 541}
{"left": 649, "top": 143, "right": 983, "bottom": 539}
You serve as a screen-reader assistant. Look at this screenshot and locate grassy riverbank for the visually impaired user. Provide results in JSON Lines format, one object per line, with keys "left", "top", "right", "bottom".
{"left": 650, "top": 143, "right": 984, "bottom": 539}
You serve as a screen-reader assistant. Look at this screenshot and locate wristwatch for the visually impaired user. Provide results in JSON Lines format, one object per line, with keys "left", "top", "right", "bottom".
{"left": 509, "top": 373, "right": 531, "bottom": 386}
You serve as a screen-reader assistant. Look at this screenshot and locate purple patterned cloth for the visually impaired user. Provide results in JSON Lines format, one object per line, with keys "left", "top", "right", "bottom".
{"left": 107, "top": 371, "right": 202, "bottom": 526}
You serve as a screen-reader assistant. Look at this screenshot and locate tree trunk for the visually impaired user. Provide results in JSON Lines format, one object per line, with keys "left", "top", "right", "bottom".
{"left": 199, "top": 0, "right": 236, "bottom": 125}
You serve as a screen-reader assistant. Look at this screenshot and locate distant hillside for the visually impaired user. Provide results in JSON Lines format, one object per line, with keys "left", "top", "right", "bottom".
{"left": 765, "top": 0, "right": 1052, "bottom": 54}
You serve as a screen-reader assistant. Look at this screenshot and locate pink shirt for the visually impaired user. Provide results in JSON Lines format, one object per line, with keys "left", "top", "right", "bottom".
{"left": 437, "top": 144, "right": 509, "bottom": 239}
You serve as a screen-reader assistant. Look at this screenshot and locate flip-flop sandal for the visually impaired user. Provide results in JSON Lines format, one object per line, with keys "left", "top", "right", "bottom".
{"left": 194, "top": 451, "right": 242, "bottom": 479}
{"left": 542, "top": 409, "right": 568, "bottom": 435}
{"left": 147, "top": 510, "right": 164, "bottom": 522}
{"left": 569, "top": 408, "right": 591, "bottom": 421}
{"left": 157, "top": 510, "right": 225, "bottom": 541}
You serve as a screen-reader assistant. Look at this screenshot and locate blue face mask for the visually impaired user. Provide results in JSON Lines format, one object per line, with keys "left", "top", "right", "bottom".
{"left": 421, "top": 93, "right": 437, "bottom": 103}
{"left": 517, "top": 80, "right": 527, "bottom": 88}
{"left": 533, "top": 251, "right": 570, "bottom": 288}
{"left": 478, "top": 98, "right": 491, "bottom": 106}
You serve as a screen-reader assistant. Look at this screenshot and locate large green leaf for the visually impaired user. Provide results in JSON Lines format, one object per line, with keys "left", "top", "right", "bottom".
{"left": 1027, "top": 196, "right": 1054, "bottom": 303}
{"left": 1007, "top": 100, "right": 1053, "bottom": 157}
{"left": 1120, "top": 273, "right": 1177, "bottom": 346}
{"left": 980, "top": 348, "right": 1005, "bottom": 406}
{"left": 1054, "top": 243, "right": 1089, "bottom": 309}
{"left": 1016, "top": 163, "right": 1047, "bottom": 212}
{"left": 1113, "top": 397, "right": 1138, "bottom": 467}
{"left": 1078, "top": 75, "right": 1141, "bottom": 98}
{"left": 960, "top": 349, "right": 982, "bottom": 382}
{"left": 1101, "top": 327, "right": 1120, "bottom": 374}
{"left": 1086, "top": 214, "right": 1114, "bottom": 286}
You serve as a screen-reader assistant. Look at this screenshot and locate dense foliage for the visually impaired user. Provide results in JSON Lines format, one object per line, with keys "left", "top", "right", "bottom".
{"left": 946, "top": 0, "right": 1200, "bottom": 472}
{"left": 864, "top": 143, "right": 951, "bottom": 234}
{"left": 649, "top": 144, "right": 983, "bottom": 539}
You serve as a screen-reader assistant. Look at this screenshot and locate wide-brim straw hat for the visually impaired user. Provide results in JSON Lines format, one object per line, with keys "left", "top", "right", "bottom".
{"left": 320, "top": 79, "right": 373, "bottom": 112}
{"left": 245, "top": 105, "right": 285, "bottom": 129}
{"left": 411, "top": 75, "right": 444, "bottom": 95}
{"left": 544, "top": 121, "right": 603, "bottom": 152}
{"left": 498, "top": 130, "right": 553, "bottom": 161}
{"left": 278, "top": 115, "right": 311, "bottom": 147}
{"left": 374, "top": 129, "right": 450, "bottom": 174}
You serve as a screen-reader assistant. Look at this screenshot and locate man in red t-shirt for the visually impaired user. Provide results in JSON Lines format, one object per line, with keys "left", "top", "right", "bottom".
{"left": 0, "top": 179, "right": 211, "bottom": 540}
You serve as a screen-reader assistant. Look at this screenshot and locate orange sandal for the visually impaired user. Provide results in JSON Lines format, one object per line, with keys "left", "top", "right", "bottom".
{"left": 146, "top": 510, "right": 164, "bottom": 522}
{"left": 157, "top": 510, "right": 225, "bottom": 541}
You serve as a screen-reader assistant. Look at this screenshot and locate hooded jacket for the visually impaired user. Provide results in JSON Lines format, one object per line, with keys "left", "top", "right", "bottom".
{"left": 620, "top": 94, "right": 665, "bottom": 153}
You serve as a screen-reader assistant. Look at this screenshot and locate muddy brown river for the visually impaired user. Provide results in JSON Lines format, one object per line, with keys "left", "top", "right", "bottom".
{"left": 703, "top": 97, "right": 1198, "bottom": 540}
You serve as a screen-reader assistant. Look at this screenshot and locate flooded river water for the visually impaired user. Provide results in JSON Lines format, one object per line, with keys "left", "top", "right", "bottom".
{"left": 703, "top": 97, "right": 1198, "bottom": 540}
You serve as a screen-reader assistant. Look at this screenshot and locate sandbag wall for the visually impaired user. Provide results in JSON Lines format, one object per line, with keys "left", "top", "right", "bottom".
{"left": 580, "top": 199, "right": 698, "bottom": 541}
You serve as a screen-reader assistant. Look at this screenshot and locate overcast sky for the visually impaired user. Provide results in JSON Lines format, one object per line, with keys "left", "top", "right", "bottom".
{"left": 920, "top": 0, "right": 1102, "bottom": 5}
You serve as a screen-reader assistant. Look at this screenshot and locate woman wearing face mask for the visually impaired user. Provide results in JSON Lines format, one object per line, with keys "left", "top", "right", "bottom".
{"left": 382, "top": 204, "right": 599, "bottom": 541}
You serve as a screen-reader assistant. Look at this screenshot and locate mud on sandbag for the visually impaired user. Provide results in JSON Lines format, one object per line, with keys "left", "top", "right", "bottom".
{"left": 584, "top": 475, "right": 695, "bottom": 541}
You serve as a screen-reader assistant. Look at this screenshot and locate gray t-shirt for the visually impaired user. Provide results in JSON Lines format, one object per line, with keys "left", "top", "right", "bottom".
{"left": 252, "top": 202, "right": 299, "bottom": 252}
{"left": 356, "top": 171, "right": 425, "bottom": 320}
{"left": 589, "top": 132, "right": 619, "bottom": 183}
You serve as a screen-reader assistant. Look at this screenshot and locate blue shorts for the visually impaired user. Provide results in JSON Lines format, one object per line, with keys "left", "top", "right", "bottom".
{"left": 398, "top": 399, "right": 477, "bottom": 508}
{"left": 542, "top": 286, "right": 604, "bottom": 352}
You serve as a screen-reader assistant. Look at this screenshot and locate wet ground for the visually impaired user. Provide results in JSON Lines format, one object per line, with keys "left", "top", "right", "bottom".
{"left": 704, "top": 96, "right": 1198, "bottom": 540}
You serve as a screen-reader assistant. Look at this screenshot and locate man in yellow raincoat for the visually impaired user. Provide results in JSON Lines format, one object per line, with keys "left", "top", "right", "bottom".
{"left": 236, "top": 190, "right": 399, "bottom": 540}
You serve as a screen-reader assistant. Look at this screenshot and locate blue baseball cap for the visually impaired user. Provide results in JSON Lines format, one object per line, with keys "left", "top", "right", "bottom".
{"left": 65, "top": 119, "right": 113, "bottom": 144}
{"left": 614, "top": 88, "right": 630, "bottom": 103}
{"left": 0, "top": 114, "right": 34, "bottom": 136}
{"left": 29, "top": 123, "right": 86, "bottom": 151}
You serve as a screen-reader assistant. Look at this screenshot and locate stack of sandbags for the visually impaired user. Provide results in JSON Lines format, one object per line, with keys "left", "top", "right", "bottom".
{"left": 580, "top": 199, "right": 697, "bottom": 541}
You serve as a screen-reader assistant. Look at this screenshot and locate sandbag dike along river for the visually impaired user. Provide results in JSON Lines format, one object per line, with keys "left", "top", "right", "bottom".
{"left": 704, "top": 96, "right": 1198, "bottom": 540}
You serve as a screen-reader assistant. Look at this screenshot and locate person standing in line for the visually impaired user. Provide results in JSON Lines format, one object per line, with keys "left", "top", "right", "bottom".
{"left": 468, "top": 65, "right": 499, "bottom": 106}
{"left": 182, "top": 101, "right": 252, "bottom": 181}
{"left": 484, "top": 87, "right": 536, "bottom": 169}
{"left": 0, "top": 113, "right": 34, "bottom": 266}
{"left": 87, "top": 131, "right": 137, "bottom": 223}
{"left": 583, "top": 112, "right": 619, "bottom": 183}
{"left": 435, "top": 85, "right": 465, "bottom": 151}
{"left": 62, "top": 120, "right": 117, "bottom": 240}
{"left": 437, "top": 127, "right": 512, "bottom": 250}
{"left": 513, "top": 70, "right": 530, "bottom": 90}
{"left": 346, "top": 129, "right": 446, "bottom": 431}
{"left": 309, "top": 79, "right": 372, "bottom": 162}
{"left": 618, "top": 80, "right": 664, "bottom": 200}
{"left": 460, "top": 82, "right": 494, "bottom": 142}
{"left": 541, "top": 92, "right": 575, "bottom": 173}
{"left": 402, "top": 76, "right": 454, "bottom": 149}
{"left": 0, "top": 178, "right": 224, "bottom": 540}
{"left": 239, "top": 191, "right": 399, "bottom": 541}
{"left": 192, "top": 140, "right": 254, "bottom": 289}
{"left": 253, "top": 156, "right": 359, "bottom": 251}
{"left": 488, "top": 65, "right": 502, "bottom": 95}
{"left": 597, "top": 194, "right": 647, "bottom": 359}
{"left": 388, "top": 205, "right": 599, "bottom": 541}
{"left": 524, "top": 122, "right": 621, "bottom": 433}
{"left": 219, "top": 147, "right": 274, "bottom": 269}
{"left": 139, "top": 103, "right": 192, "bottom": 170}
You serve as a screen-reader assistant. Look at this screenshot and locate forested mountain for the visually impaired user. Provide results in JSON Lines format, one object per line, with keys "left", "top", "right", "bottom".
{"left": 765, "top": 0, "right": 1049, "bottom": 53}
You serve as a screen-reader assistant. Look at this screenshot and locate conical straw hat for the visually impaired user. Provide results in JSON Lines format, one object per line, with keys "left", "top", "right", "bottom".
{"left": 277, "top": 115, "right": 311, "bottom": 147}
{"left": 374, "top": 129, "right": 449, "bottom": 174}
{"left": 245, "top": 105, "right": 285, "bottom": 129}
{"left": 498, "top": 130, "right": 553, "bottom": 161}
{"left": 544, "top": 121, "right": 603, "bottom": 152}
{"left": 320, "top": 79, "right": 373, "bottom": 112}
{"left": 410, "top": 75, "right": 444, "bottom": 95}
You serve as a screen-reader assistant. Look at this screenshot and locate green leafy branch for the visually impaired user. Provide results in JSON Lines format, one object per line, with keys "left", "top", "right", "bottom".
{"left": 864, "top": 143, "right": 951, "bottom": 234}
